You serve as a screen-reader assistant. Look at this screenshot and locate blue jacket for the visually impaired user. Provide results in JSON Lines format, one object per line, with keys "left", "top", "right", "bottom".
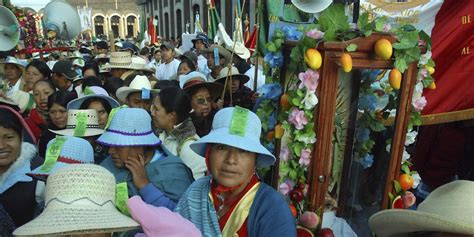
{"left": 101, "top": 147, "right": 194, "bottom": 210}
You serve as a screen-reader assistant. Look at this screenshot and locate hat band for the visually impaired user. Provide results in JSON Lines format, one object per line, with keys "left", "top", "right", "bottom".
{"left": 109, "top": 62, "right": 132, "bottom": 66}
{"left": 184, "top": 79, "right": 206, "bottom": 89}
{"left": 66, "top": 124, "right": 100, "bottom": 129}
{"left": 106, "top": 128, "right": 154, "bottom": 136}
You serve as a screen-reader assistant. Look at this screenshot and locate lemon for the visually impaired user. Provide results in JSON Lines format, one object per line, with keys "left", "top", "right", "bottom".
{"left": 389, "top": 69, "right": 402, "bottom": 90}
{"left": 340, "top": 53, "right": 352, "bottom": 72}
{"left": 304, "top": 48, "right": 322, "bottom": 70}
{"left": 374, "top": 38, "right": 393, "bottom": 60}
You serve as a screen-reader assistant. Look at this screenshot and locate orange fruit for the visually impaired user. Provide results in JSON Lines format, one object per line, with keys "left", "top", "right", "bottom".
{"left": 275, "top": 124, "right": 284, "bottom": 139}
{"left": 374, "top": 38, "right": 393, "bottom": 60}
{"left": 389, "top": 69, "right": 402, "bottom": 90}
{"left": 280, "top": 93, "right": 291, "bottom": 111}
{"left": 266, "top": 131, "right": 275, "bottom": 140}
{"left": 428, "top": 81, "right": 436, "bottom": 90}
{"left": 399, "top": 173, "right": 414, "bottom": 191}
{"left": 289, "top": 204, "right": 297, "bottom": 218}
{"left": 340, "top": 53, "right": 352, "bottom": 72}
{"left": 304, "top": 48, "right": 322, "bottom": 70}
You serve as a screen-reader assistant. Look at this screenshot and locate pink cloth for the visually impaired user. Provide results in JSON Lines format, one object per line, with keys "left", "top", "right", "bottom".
{"left": 127, "top": 195, "right": 202, "bottom": 237}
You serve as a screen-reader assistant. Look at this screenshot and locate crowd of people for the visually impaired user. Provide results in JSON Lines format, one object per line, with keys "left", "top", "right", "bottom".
{"left": 0, "top": 34, "right": 296, "bottom": 236}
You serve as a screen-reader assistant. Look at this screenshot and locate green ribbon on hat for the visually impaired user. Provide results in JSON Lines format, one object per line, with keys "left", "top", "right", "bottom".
{"left": 229, "top": 106, "right": 249, "bottom": 137}
{"left": 116, "top": 182, "right": 130, "bottom": 216}
{"left": 73, "top": 112, "right": 87, "bottom": 137}
{"left": 83, "top": 86, "right": 95, "bottom": 96}
{"left": 40, "top": 136, "right": 67, "bottom": 172}
{"left": 105, "top": 105, "right": 128, "bottom": 130}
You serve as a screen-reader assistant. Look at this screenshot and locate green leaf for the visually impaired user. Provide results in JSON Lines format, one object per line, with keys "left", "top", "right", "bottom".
{"left": 395, "top": 57, "right": 408, "bottom": 73}
{"left": 364, "top": 30, "right": 373, "bottom": 37}
{"left": 418, "top": 30, "right": 432, "bottom": 50}
{"left": 292, "top": 98, "right": 300, "bottom": 106}
{"left": 375, "top": 19, "right": 385, "bottom": 32}
{"left": 388, "top": 192, "right": 395, "bottom": 205}
{"left": 267, "top": 42, "right": 277, "bottom": 52}
{"left": 422, "top": 75, "right": 434, "bottom": 88}
{"left": 401, "top": 24, "right": 416, "bottom": 32}
{"left": 318, "top": 4, "right": 350, "bottom": 33}
{"left": 357, "top": 12, "right": 371, "bottom": 32}
{"left": 323, "top": 28, "right": 337, "bottom": 41}
{"left": 393, "top": 180, "right": 402, "bottom": 194}
{"left": 346, "top": 44, "right": 358, "bottom": 52}
{"left": 401, "top": 164, "right": 411, "bottom": 175}
{"left": 427, "top": 58, "right": 436, "bottom": 68}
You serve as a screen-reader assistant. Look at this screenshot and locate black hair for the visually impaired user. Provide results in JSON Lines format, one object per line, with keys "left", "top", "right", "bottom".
{"left": 139, "top": 47, "right": 150, "bottom": 56}
{"left": 26, "top": 60, "right": 51, "bottom": 80}
{"left": 81, "top": 76, "right": 103, "bottom": 91}
{"left": 178, "top": 57, "right": 197, "bottom": 72}
{"left": 80, "top": 97, "right": 112, "bottom": 114}
{"left": 103, "top": 77, "right": 124, "bottom": 96}
{"left": 158, "top": 87, "right": 191, "bottom": 124}
{"left": 47, "top": 91, "right": 76, "bottom": 109}
{"left": 153, "top": 80, "right": 179, "bottom": 90}
{"left": 82, "top": 61, "right": 100, "bottom": 76}
{"left": 0, "top": 108, "right": 23, "bottom": 138}
{"left": 33, "top": 79, "right": 55, "bottom": 91}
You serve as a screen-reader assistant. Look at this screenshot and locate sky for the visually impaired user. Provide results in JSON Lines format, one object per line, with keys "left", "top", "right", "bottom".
{"left": 10, "top": 0, "right": 51, "bottom": 11}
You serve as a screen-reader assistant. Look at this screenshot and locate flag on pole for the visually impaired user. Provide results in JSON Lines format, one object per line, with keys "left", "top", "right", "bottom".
{"left": 245, "top": 24, "right": 258, "bottom": 54}
{"left": 207, "top": 0, "right": 220, "bottom": 41}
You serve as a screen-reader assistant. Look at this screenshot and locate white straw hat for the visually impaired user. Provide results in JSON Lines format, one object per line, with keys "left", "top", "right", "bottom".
{"left": 51, "top": 109, "right": 104, "bottom": 137}
{"left": 102, "top": 52, "right": 133, "bottom": 70}
{"left": 130, "top": 56, "right": 154, "bottom": 72}
{"left": 369, "top": 180, "right": 474, "bottom": 236}
{"left": 13, "top": 164, "right": 140, "bottom": 236}
{"left": 116, "top": 75, "right": 159, "bottom": 103}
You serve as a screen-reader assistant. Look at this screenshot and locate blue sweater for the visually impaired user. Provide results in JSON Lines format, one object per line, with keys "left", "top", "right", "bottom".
{"left": 100, "top": 148, "right": 194, "bottom": 210}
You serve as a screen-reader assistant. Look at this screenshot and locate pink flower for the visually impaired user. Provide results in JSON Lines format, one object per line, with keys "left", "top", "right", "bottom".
{"left": 305, "top": 29, "right": 324, "bottom": 39}
{"left": 412, "top": 96, "right": 427, "bottom": 112}
{"left": 383, "top": 23, "right": 391, "bottom": 32}
{"left": 288, "top": 108, "right": 308, "bottom": 130}
{"left": 279, "top": 180, "right": 294, "bottom": 195}
{"left": 416, "top": 68, "right": 428, "bottom": 82}
{"left": 299, "top": 149, "right": 311, "bottom": 166}
{"left": 279, "top": 146, "right": 290, "bottom": 162}
{"left": 298, "top": 69, "right": 319, "bottom": 92}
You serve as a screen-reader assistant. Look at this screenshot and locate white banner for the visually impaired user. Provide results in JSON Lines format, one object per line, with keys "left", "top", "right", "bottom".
{"left": 77, "top": 6, "right": 93, "bottom": 32}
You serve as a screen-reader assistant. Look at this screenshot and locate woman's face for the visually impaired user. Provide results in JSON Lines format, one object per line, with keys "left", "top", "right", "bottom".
{"left": 191, "top": 87, "right": 212, "bottom": 117}
{"left": 25, "top": 66, "right": 46, "bottom": 91}
{"left": 0, "top": 126, "right": 21, "bottom": 173}
{"left": 108, "top": 146, "right": 143, "bottom": 168}
{"left": 209, "top": 144, "right": 256, "bottom": 188}
{"left": 178, "top": 63, "right": 192, "bottom": 76}
{"left": 83, "top": 68, "right": 97, "bottom": 78}
{"left": 33, "top": 82, "right": 54, "bottom": 112}
{"left": 88, "top": 101, "right": 108, "bottom": 129}
{"left": 150, "top": 97, "right": 174, "bottom": 131}
{"left": 49, "top": 103, "right": 68, "bottom": 128}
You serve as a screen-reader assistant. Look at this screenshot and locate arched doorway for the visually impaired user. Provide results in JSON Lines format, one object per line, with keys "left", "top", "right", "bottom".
{"left": 94, "top": 15, "right": 105, "bottom": 38}
{"left": 110, "top": 15, "right": 120, "bottom": 39}
{"left": 176, "top": 9, "right": 182, "bottom": 37}
{"left": 126, "top": 15, "right": 136, "bottom": 38}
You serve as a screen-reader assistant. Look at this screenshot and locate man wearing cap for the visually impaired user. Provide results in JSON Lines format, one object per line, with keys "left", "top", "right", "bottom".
{"left": 192, "top": 33, "right": 211, "bottom": 76}
{"left": 51, "top": 60, "right": 78, "bottom": 97}
{"left": 155, "top": 41, "right": 181, "bottom": 81}
{"left": 174, "top": 107, "right": 297, "bottom": 236}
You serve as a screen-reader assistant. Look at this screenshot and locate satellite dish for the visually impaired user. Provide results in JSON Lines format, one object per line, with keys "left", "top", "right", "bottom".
{"left": 43, "top": 1, "right": 81, "bottom": 40}
{"left": 0, "top": 6, "right": 20, "bottom": 51}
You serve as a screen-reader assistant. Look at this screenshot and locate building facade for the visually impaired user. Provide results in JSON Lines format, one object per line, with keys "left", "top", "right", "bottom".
{"left": 139, "top": 0, "right": 257, "bottom": 40}
{"left": 65, "top": 0, "right": 141, "bottom": 40}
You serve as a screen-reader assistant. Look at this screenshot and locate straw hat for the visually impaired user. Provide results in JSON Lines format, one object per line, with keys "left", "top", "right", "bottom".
{"left": 179, "top": 71, "right": 223, "bottom": 100}
{"left": 291, "top": 0, "right": 332, "bottom": 14}
{"left": 68, "top": 86, "right": 120, "bottom": 109}
{"left": 369, "top": 180, "right": 474, "bottom": 236}
{"left": 0, "top": 56, "right": 26, "bottom": 73}
{"left": 51, "top": 109, "right": 104, "bottom": 137}
{"left": 31, "top": 52, "right": 50, "bottom": 60}
{"left": 14, "top": 164, "right": 140, "bottom": 236}
{"left": 28, "top": 136, "right": 94, "bottom": 181}
{"left": 102, "top": 52, "right": 133, "bottom": 70}
{"left": 116, "top": 75, "right": 159, "bottom": 103}
{"left": 96, "top": 108, "right": 161, "bottom": 147}
{"left": 190, "top": 107, "right": 276, "bottom": 168}
{"left": 217, "top": 23, "right": 251, "bottom": 60}
{"left": 130, "top": 56, "right": 154, "bottom": 72}
{"left": 215, "top": 65, "right": 250, "bottom": 84}
{"left": 201, "top": 44, "right": 233, "bottom": 66}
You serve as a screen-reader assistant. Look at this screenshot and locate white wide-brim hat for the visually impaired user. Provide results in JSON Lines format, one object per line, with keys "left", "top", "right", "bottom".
{"left": 14, "top": 164, "right": 139, "bottom": 236}
{"left": 217, "top": 23, "right": 251, "bottom": 60}
{"left": 369, "top": 180, "right": 474, "bottom": 236}
{"left": 190, "top": 107, "right": 275, "bottom": 168}
{"left": 116, "top": 75, "right": 159, "bottom": 103}
{"left": 102, "top": 52, "right": 133, "bottom": 70}
{"left": 291, "top": 0, "right": 332, "bottom": 14}
{"left": 51, "top": 109, "right": 104, "bottom": 137}
{"left": 67, "top": 86, "right": 120, "bottom": 110}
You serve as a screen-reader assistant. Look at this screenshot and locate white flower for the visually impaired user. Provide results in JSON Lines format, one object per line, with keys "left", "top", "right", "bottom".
{"left": 386, "top": 144, "right": 391, "bottom": 153}
{"left": 402, "top": 148, "right": 411, "bottom": 163}
{"left": 302, "top": 91, "right": 318, "bottom": 110}
{"left": 405, "top": 129, "right": 418, "bottom": 146}
{"left": 296, "top": 135, "right": 316, "bottom": 144}
{"left": 412, "top": 173, "right": 421, "bottom": 189}
{"left": 418, "top": 51, "right": 432, "bottom": 66}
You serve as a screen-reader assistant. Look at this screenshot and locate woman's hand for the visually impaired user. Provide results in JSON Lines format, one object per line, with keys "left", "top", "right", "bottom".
{"left": 125, "top": 154, "right": 150, "bottom": 190}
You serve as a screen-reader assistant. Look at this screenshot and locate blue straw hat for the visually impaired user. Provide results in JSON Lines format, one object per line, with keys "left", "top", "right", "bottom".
{"left": 189, "top": 107, "right": 276, "bottom": 168}
{"left": 28, "top": 136, "right": 94, "bottom": 181}
{"left": 96, "top": 108, "right": 161, "bottom": 147}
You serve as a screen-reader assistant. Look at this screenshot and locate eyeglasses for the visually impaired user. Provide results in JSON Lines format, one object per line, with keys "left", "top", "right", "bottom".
{"left": 194, "top": 97, "right": 212, "bottom": 105}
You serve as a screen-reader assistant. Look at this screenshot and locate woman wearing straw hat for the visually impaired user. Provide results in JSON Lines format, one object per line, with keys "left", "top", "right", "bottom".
{"left": 14, "top": 164, "right": 140, "bottom": 236}
{"left": 175, "top": 107, "right": 297, "bottom": 236}
{"left": 0, "top": 105, "right": 44, "bottom": 234}
{"left": 151, "top": 87, "right": 207, "bottom": 180}
{"left": 97, "top": 108, "right": 194, "bottom": 210}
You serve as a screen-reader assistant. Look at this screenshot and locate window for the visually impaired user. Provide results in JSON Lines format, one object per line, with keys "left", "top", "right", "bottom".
{"left": 127, "top": 16, "right": 136, "bottom": 38}
{"left": 110, "top": 15, "right": 120, "bottom": 38}
{"left": 94, "top": 16, "right": 105, "bottom": 38}
{"left": 176, "top": 9, "right": 182, "bottom": 37}
{"left": 165, "top": 13, "right": 170, "bottom": 39}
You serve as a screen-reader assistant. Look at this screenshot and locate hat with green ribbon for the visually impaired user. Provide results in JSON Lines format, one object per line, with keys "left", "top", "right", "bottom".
{"left": 51, "top": 109, "right": 104, "bottom": 137}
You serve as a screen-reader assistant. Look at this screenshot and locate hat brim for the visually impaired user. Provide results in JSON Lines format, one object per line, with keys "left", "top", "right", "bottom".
{"left": 116, "top": 87, "right": 159, "bottom": 103}
{"left": 27, "top": 160, "right": 81, "bottom": 181}
{"left": 215, "top": 74, "right": 250, "bottom": 85}
{"left": 369, "top": 209, "right": 474, "bottom": 236}
{"left": 184, "top": 82, "right": 223, "bottom": 101}
{"left": 13, "top": 202, "right": 139, "bottom": 236}
{"left": 67, "top": 94, "right": 120, "bottom": 110}
{"left": 50, "top": 128, "right": 104, "bottom": 137}
{"left": 190, "top": 127, "right": 275, "bottom": 168}
{"left": 96, "top": 129, "right": 162, "bottom": 147}
{"left": 102, "top": 62, "right": 134, "bottom": 70}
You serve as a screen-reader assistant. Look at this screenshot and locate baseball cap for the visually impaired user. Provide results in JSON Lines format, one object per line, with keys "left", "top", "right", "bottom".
{"left": 160, "top": 41, "right": 175, "bottom": 50}
{"left": 52, "top": 60, "right": 77, "bottom": 80}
